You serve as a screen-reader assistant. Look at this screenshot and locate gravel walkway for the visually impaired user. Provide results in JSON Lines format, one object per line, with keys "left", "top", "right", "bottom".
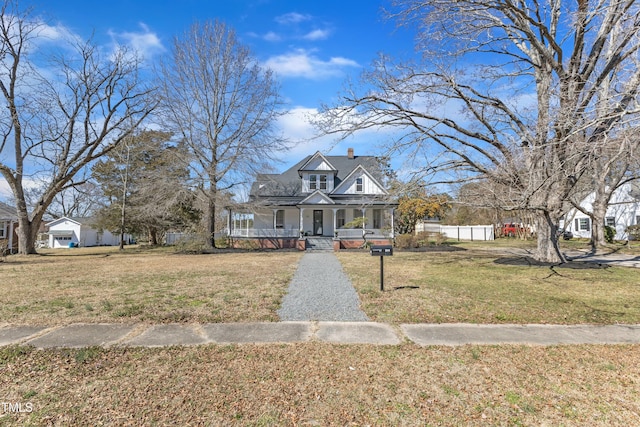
{"left": 278, "top": 252, "right": 369, "bottom": 322}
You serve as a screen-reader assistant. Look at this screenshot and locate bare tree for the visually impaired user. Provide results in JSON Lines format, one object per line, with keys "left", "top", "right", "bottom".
{"left": 0, "top": 1, "right": 156, "bottom": 254}
{"left": 315, "top": 0, "right": 640, "bottom": 263}
{"left": 48, "top": 181, "right": 103, "bottom": 219}
{"left": 156, "top": 20, "right": 287, "bottom": 248}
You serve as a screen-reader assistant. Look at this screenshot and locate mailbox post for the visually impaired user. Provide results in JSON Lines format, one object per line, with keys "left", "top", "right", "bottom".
{"left": 370, "top": 245, "right": 393, "bottom": 291}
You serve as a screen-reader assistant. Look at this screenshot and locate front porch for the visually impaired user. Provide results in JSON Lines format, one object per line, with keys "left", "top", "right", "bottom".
{"left": 227, "top": 206, "right": 395, "bottom": 250}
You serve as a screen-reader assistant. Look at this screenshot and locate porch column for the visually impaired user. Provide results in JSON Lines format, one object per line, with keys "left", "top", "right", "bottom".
{"left": 299, "top": 208, "right": 305, "bottom": 237}
{"left": 390, "top": 208, "right": 395, "bottom": 239}
{"left": 332, "top": 208, "right": 338, "bottom": 237}
{"left": 272, "top": 209, "right": 278, "bottom": 230}
{"left": 227, "top": 208, "right": 232, "bottom": 235}
{"left": 8, "top": 221, "right": 14, "bottom": 254}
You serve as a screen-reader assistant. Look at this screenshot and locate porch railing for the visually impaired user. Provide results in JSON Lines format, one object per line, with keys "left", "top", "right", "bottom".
{"left": 335, "top": 228, "right": 392, "bottom": 239}
{"left": 229, "top": 228, "right": 299, "bottom": 238}
{"left": 227, "top": 228, "right": 392, "bottom": 239}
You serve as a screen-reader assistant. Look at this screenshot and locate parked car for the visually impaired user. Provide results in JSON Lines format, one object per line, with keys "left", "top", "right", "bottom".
{"left": 558, "top": 229, "right": 573, "bottom": 240}
{"left": 501, "top": 223, "right": 524, "bottom": 237}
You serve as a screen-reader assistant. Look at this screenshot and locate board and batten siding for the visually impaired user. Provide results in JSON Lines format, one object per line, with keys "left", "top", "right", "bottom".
{"left": 332, "top": 172, "right": 385, "bottom": 195}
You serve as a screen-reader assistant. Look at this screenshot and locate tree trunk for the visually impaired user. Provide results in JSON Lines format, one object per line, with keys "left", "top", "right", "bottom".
{"left": 148, "top": 227, "right": 158, "bottom": 245}
{"left": 207, "top": 189, "right": 217, "bottom": 249}
{"left": 590, "top": 198, "right": 608, "bottom": 250}
{"left": 534, "top": 211, "right": 566, "bottom": 264}
{"left": 16, "top": 217, "right": 37, "bottom": 255}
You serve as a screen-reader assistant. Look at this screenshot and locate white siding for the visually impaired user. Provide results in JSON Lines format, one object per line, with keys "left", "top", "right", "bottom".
{"left": 302, "top": 157, "right": 335, "bottom": 171}
{"left": 333, "top": 173, "right": 385, "bottom": 195}
{"left": 563, "top": 184, "right": 640, "bottom": 240}
{"left": 301, "top": 172, "right": 335, "bottom": 193}
{"left": 252, "top": 209, "right": 299, "bottom": 232}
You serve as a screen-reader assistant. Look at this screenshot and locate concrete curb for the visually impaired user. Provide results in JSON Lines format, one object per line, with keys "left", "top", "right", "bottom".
{"left": 2, "top": 322, "right": 640, "bottom": 348}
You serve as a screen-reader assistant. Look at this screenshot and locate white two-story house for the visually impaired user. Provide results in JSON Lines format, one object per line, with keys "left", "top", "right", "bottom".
{"left": 229, "top": 149, "right": 397, "bottom": 250}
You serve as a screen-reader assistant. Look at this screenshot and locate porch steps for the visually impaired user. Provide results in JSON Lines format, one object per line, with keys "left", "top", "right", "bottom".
{"left": 306, "top": 237, "right": 334, "bottom": 251}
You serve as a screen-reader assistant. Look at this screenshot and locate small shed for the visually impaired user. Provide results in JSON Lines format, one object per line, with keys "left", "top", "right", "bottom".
{"left": 46, "top": 217, "right": 131, "bottom": 248}
{"left": 46, "top": 217, "right": 82, "bottom": 248}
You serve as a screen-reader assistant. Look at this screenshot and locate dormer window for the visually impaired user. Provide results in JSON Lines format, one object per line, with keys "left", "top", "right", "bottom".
{"left": 356, "top": 177, "right": 363, "bottom": 192}
{"left": 319, "top": 175, "right": 327, "bottom": 190}
{"left": 307, "top": 174, "right": 330, "bottom": 192}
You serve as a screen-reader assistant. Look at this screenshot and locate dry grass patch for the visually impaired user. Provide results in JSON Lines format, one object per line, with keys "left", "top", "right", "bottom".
{"left": 337, "top": 249, "right": 640, "bottom": 324}
{"left": 1, "top": 343, "right": 639, "bottom": 425}
{"left": 1, "top": 246, "right": 302, "bottom": 325}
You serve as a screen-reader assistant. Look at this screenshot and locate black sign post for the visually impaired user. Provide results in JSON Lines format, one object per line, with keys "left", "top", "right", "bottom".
{"left": 370, "top": 245, "right": 393, "bottom": 291}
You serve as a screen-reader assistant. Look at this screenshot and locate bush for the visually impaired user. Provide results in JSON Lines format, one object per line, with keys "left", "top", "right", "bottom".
{"left": 174, "top": 234, "right": 210, "bottom": 253}
{"left": 415, "top": 231, "right": 448, "bottom": 246}
{"left": 627, "top": 225, "right": 640, "bottom": 241}
{"left": 604, "top": 225, "right": 616, "bottom": 243}
{"left": 395, "top": 234, "right": 415, "bottom": 249}
{"left": 395, "top": 232, "right": 448, "bottom": 249}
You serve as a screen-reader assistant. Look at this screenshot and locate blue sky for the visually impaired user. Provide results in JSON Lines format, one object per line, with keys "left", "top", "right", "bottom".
{"left": 20, "top": 0, "right": 416, "bottom": 172}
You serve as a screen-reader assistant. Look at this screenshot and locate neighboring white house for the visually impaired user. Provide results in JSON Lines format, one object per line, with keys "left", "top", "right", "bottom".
{"left": 46, "top": 217, "right": 131, "bottom": 248}
{"left": 561, "top": 183, "right": 640, "bottom": 240}
{"left": 0, "top": 201, "right": 18, "bottom": 254}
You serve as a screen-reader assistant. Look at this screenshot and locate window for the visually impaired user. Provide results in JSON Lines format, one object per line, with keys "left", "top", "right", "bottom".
{"left": 0, "top": 223, "right": 5, "bottom": 239}
{"left": 355, "top": 177, "right": 363, "bottom": 192}
{"left": 636, "top": 215, "right": 640, "bottom": 225}
{"left": 336, "top": 210, "right": 345, "bottom": 228}
{"left": 605, "top": 217, "right": 615, "bottom": 227}
{"left": 319, "top": 175, "right": 327, "bottom": 190}
{"left": 275, "top": 210, "right": 285, "bottom": 229}
{"left": 575, "top": 218, "right": 591, "bottom": 232}
{"left": 373, "top": 209, "right": 382, "bottom": 229}
{"left": 309, "top": 175, "right": 317, "bottom": 190}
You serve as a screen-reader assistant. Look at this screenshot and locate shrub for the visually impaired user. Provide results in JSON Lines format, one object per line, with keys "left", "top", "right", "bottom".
{"left": 395, "top": 234, "right": 415, "bottom": 249}
{"left": 627, "top": 225, "right": 640, "bottom": 241}
{"left": 604, "top": 225, "right": 616, "bottom": 243}
{"left": 433, "top": 232, "right": 448, "bottom": 245}
{"left": 414, "top": 231, "right": 430, "bottom": 247}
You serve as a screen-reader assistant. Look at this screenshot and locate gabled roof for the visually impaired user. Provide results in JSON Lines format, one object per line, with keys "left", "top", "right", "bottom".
{"left": 46, "top": 217, "right": 81, "bottom": 227}
{"left": 0, "top": 201, "right": 17, "bottom": 220}
{"left": 299, "top": 190, "right": 335, "bottom": 205}
{"left": 297, "top": 151, "right": 337, "bottom": 175}
{"left": 332, "top": 164, "right": 388, "bottom": 195}
{"left": 250, "top": 152, "right": 385, "bottom": 199}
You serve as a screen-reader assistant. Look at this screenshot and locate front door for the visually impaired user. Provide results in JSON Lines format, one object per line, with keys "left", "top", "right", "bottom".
{"left": 313, "top": 210, "right": 323, "bottom": 235}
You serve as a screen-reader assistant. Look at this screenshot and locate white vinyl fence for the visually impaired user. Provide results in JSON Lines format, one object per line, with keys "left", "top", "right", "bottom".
{"left": 418, "top": 224, "right": 495, "bottom": 241}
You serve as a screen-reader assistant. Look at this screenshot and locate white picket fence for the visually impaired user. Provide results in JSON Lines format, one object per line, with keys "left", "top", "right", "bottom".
{"left": 417, "top": 224, "right": 495, "bottom": 241}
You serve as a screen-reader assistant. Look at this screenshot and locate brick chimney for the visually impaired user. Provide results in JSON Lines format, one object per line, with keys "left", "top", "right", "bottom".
{"left": 347, "top": 147, "right": 354, "bottom": 159}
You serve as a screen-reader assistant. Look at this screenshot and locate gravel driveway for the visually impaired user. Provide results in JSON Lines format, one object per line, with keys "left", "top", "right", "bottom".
{"left": 277, "top": 252, "right": 369, "bottom": 321}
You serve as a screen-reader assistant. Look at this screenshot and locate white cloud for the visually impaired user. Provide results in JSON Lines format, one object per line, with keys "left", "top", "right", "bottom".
{"left": 275, "top": 107, "right": 395, "bottom": 170}
{"left": 263, "top": 31, "right": 282, "bottom": 42}
{"left": 275, "top": 12, "right": 311, "bottom": 25}
{"left": 0, "top": 178, "right": 12, "bottom": 201}
{"left": 108, "top": 23, "right": 165, "bottom": 59}
{"left": 35, "top": 21, "right": 77, "bottom": 43}
{"left": 264, "top": 49, "right": 359, "bottom": 79}
{"left": 303, "top": 29, "right": 331, "bottom": 41}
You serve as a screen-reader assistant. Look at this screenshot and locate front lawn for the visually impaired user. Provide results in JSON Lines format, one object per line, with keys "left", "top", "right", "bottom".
{"left": 1, "top": 246, "right": 302, "bottom": 325}
{"left": 338, "top": 247, "right": 640, "bottom": 324}
{"left": 1, "top": 343, "right": 639, "bottom": 426}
